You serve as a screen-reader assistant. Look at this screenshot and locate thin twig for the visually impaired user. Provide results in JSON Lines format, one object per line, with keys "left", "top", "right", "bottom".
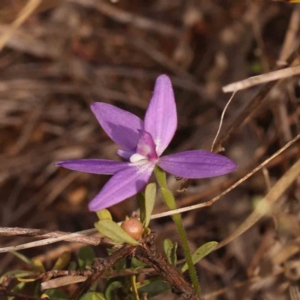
{"left": 0, "top": 227, "right": 101, "bottom": 246}
{"left": 277, "top": 5, "right": 300, "bottom": 66}
{"left": 0, "top": 0, "right": 42, "bottom": 51}
{"left": 222, "top": 65, "right": 300, "bottom": 93}
{"left": 0, "top": 228, "right": 97, "bottom": 253}
{"left": 211, "top": 91, "right": 236, "bottom": 151}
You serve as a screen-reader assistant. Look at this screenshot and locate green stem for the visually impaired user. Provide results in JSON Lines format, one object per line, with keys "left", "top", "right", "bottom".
{"left": 130, "top": 274, "right": 140, "bottom": 300}
{"left": 154, "top": 166, "right": 201, "bottom": 297}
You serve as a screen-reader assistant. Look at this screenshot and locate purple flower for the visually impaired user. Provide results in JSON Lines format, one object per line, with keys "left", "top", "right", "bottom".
{"left": 56, "top": 75, "right": 237, "bottom": 211}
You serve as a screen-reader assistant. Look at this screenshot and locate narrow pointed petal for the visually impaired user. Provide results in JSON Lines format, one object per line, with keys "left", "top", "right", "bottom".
{"left": 91, "top": 102, "right": 143, "bottom": 150}
{"left": 88, "top": 163, "right": 155, "bottom": 211}
{"left": 158, "top": 150, "right": 237, "bottom": 179}
{"left": 56, "top": 159, "right": 128, "bottom": 175}
{"left": 144, "top": 75, "right": 177, "bottom": 156}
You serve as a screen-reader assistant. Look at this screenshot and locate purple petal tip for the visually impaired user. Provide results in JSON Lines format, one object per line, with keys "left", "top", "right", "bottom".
{"left": 158, "top": 150, "right": 237, "bottom": 179}
{"left": 157, "top": 74, "right": 171, "bottom": 81}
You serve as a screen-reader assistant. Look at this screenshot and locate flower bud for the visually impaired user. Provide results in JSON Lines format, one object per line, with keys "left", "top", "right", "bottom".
{"left": 121, "top": 218, "right": 143, "bottom": 241}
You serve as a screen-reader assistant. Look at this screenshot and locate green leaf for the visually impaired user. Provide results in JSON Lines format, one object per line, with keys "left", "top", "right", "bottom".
{"left": 163, "top": 239, "right": 178, "bottom": 266}
{"left": 137, "top": 277, "right": 170, "bottom": 298}
{"left": 163, "top": 239, "right": 173, "bottom": 255}
{"left": 79, "top": 292, "right": 105, "bottom": 300}
{"left": 1, "top": 270, "right": 36, "bottom": 281}
{"left": 143, "top": 183, "right": 156, "bottom": 227}
{"left": 137, "top": 192, "right": 145, "bottom": 222}
{"left": 53, "top": 251, "right": 71, "bottom": 270}
{"left": 96, "top": 209, "right": 112, "bottom": 220}
{"left": 42, "top": 288, "right": 70, "bottom": 300}
{"left": 10, "top": 252, "right": 36, "bottom": 269}
{"left": 131, "top": 257, "right": 145, "bottom": 269}
{"left": 181, "top": 241, "right": 218, "bottom": 273}
{"left": 105, "top": 280, "right": 123, "bottom": 300}
{"left": 32, "top": 259, "right": 45, "bottom": 273}
{"left": 78, "top": 246, "right": 96, "bottom": 270}
{"left": 8, "top": 282, "right": 26, "bottom": 300}
{"left": 17, "top": 277, "right": 38, "bottom": 283}
{"left": 94, "top": 219, "right": 139, "bottom": 245}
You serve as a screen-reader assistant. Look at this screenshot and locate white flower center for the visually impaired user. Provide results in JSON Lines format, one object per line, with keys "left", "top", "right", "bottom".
{"left": 129, "top": 153, "right": 148, "bottom": 163}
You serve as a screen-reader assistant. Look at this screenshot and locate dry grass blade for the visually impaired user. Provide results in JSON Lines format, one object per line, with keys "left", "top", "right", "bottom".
{"left": 211, "top": 91, "right": 236, "bottom": 152}
{"left": 0, "top": 228, "right": 97, "bottom": 253}
{"left": 41, "top": 276, "right": 86, "bottom": 290}
{"left": 0, "top": 227, "right": 100, "bottom": 245}
{"left": 215, "top": 158, "right": 300, "bottom": 250}
{"left": 277, "top": 5, "right": 300, "bottom": 66}
{"left": 223, "top": 65, "right": 300, "bottom": 92}
{"left": 0, "top": 0, "right": 42, "bottom": 51}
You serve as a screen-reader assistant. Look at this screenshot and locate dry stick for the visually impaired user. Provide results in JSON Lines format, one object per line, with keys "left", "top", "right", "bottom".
{"left": 0, "top": 227, "right": 100, "bottom": 246}
{"left": 135, "top": 243, "right": 199, "bottom": 300}
{"left": 0, "top": 0, "right": 42, "bottom": 51}
{"left": 277, "top": 5, "right": 300, "bottom": 67}
{"left": 211, "top": 91, "right": 236, "bottom": 151}
{"left": 222, "top": 65, "right": 300, "bottom": 93}
{"left": 0, "top": 228, "right": 97, "bottom": 253}
{"left": 42, "top": 276, "right": 86, "bottom": 290}
{"left": 0, "top": 134, "right": 299, "bottom": 254}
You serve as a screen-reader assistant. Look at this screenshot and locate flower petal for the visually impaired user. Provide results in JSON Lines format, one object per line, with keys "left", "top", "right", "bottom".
{"left": 56, "top": 159, "right": 128, "bottom": 175}
{"left": 144, "top": 75, "right": 177, "bottom": 156}
{"left": 158, "top": 150, "right": 237, "bottom": 178}
{"left": 136, "top": 131, "right": 158, "bottom": 161}
{"left": 91, "top": 102, "right": 143, "bottom": 150}
{"left": 117, "top": 149, "right": 135, "bottom": 160}
{"left": 88, "top": 163, "right": 155, "bottom": 211}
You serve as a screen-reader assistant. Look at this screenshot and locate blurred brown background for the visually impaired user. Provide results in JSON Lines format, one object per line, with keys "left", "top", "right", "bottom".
{"left": 1, "top": 1, "right": 300, "bottom": 299}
